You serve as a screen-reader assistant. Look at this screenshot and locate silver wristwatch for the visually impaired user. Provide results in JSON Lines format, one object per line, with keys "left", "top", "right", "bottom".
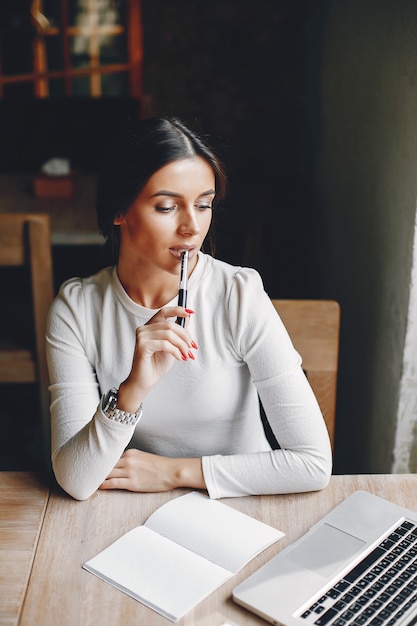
{"left": 102, "top": 387, "right": 143, "bottom": 426}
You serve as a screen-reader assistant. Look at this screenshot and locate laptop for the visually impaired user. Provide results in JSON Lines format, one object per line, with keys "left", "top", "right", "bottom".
{"left": 233, "top": 490, "right": 417, "bottom": 626}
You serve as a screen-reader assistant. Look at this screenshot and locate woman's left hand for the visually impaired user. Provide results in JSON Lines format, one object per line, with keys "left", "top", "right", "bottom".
{"left": 98, "top": 448, "right": 206, "bottom": 493}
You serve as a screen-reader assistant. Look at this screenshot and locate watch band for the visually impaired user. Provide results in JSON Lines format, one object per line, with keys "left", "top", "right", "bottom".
{"left": 102, "top": 387, "right": 143, "bottom": 426}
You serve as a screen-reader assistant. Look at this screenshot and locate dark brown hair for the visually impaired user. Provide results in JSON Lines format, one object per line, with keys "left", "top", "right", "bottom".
{"left": 96, "top": 117, "right": 227, "bottom": 261}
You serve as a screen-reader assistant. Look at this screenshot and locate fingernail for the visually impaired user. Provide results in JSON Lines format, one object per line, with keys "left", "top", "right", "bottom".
{"left": 191, "top": 340, "right": 198, "bottom": 349}
{"left": 185, "top": 308, "right": 195, "bottom": 314}
{"left": 181, "top": 353, "right": 187, "bottom": 361}
{"left": 188, "top": 351, "right": 195, "bottom": 360}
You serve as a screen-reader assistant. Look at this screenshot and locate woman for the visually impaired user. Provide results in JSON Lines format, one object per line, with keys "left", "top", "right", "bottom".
{"left": 46, "top": 117, "right": 332, "bottom": 500}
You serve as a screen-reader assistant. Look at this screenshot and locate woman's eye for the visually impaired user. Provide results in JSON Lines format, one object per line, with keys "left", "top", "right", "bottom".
{"left": 196, "top": 203, "right": 212, "bottom": 211}
{"left": 155, "top": 204, "right": 177, "bottom": 213}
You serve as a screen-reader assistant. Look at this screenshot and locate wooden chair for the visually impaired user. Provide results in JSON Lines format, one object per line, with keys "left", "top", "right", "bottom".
{"left": 0, "top": 213, "right": 54, "bottom": 465}
{"left": 271, "top": 299, "right": 341, "bottom": 449}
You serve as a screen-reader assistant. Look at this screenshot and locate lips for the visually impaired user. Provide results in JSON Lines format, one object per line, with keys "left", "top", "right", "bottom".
{"left": 170, "top": 247, "right": 195, "bottom": 260}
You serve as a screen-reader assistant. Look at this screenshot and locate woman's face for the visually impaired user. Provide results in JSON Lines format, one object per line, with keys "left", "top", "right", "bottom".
{"left": 115, "top": 157, "right": 215, "bottom": 274}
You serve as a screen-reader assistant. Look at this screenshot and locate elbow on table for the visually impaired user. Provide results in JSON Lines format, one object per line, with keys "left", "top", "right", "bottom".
{"left": 304, "top": 432, "right": 333, "bottom": 492}
{"left": 277, "top": 447, "right": 332, "bottom": 495}
{"left": 55, "top": 472, "right": 96, "bottom": 501}
{"left": 272, "top": 445, "right": 332, "bottom": 495}
{"left": 312, "top": 463, "right": 332, "bottom": 492}
{"left": 310, "top": 452, "right": 332, "bottom": 492}
{"left": 64, "top": 482, "right": 97, "bottom": 501}
{"left": 52, "top": 458, "right": 97, "bottom": 501}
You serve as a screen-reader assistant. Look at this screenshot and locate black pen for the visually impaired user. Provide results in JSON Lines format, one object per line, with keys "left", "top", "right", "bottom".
{"left": 176, "top": 250, "right": 189, "bottom": 326}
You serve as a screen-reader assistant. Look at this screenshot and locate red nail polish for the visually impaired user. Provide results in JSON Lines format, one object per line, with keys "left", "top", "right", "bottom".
{"left": 181, "top": 353, "right": 187, "bottom": 361}
{"left": 191, "top": 340, "right": 198, "bottom": 349}
{"left": 188, "top": 351, "right": 195, "bottom": 360}
{"left": 185, "top": 308, "right": 195, "bottom": 314}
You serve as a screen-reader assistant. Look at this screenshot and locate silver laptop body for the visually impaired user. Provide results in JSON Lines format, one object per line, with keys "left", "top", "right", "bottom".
{"left": 233, "top": 490, "right": 417, "bottom": 626}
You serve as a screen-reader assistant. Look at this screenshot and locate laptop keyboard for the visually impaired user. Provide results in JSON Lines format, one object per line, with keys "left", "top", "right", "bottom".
{"left": 300, "top": 520, "right": 417, "bottom": 626}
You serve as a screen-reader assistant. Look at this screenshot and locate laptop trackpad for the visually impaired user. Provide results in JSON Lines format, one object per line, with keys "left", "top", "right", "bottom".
{"left": 286, "top": 523, "right": 366, "bottom": 578}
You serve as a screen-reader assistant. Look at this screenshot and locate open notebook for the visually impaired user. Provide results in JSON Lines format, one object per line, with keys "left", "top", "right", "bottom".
{"left": 83, "top": 491, "right": 284, "bottom": 622}
{"left": 233, "top": 490, "right": 417, "bottom": 626}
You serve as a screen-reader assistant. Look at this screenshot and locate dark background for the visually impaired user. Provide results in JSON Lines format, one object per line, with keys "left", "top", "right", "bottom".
{"left": 0, "top": 0, "right": 329, "bottom": 469}
{"left": 141, "top": 0, "right": 319, "bottom": 300}
{"left": 0, "top": 0, "right": 323, "bottom": 297}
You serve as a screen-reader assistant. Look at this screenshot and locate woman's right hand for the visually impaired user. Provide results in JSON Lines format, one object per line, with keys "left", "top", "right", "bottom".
{"left": 117, "top": 306, "right": 197, "bottom": 412}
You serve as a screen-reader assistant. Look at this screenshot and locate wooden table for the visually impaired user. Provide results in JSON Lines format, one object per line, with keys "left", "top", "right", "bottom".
{"left": 2, "top": 473, "right": 417, "bottom": 626}
{"left": 0, "top": 473, "right": 49, "bottom": 626}
{"left": 0, "top": 174, "right": 103, "bottom": 246}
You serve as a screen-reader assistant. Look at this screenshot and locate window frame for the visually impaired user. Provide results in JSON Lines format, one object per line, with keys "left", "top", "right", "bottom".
{"left": 0, "top": 0, "right": 143, "bottom": 98}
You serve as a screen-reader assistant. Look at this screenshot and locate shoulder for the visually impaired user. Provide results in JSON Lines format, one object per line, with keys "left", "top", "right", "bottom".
{"left": 49, "top": 266, "right": 114, "bottom": 320}
{"left": 199, "top": 253, "right": 265, "bottom": 296}
{"left": 198, "top": 254, "right": 272, "bottom": 334}
{"left": 199, "top": 255, "right": 293, "bottom": 358}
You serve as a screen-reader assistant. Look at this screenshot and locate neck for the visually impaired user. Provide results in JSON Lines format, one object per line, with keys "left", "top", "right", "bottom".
{"left": 117, "top": 268, "right": 178, "bottom": 309}
{"left": 116, "top": 254, "right": 198, "bottom": 310}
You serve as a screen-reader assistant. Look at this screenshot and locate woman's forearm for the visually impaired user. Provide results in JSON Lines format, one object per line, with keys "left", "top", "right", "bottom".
{"left": 52, "top": 412, "right": 135, "bottom": 500}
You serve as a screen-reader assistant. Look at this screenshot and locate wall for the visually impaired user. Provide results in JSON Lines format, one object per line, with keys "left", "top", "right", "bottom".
{"left": 310, "top": 0, "right": 417, "bottom": 472}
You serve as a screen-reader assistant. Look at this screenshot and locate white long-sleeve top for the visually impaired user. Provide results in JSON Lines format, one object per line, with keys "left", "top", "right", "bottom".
{"left": 46, "top": 252, "right": 332, "bottom": 500}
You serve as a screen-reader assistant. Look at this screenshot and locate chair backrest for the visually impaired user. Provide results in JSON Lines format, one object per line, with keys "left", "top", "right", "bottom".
{"left": 271, "top": 299, "right": 340, "bottom": 449}
{"left": 0, "top": 213, "right": 54, "bottom": 462}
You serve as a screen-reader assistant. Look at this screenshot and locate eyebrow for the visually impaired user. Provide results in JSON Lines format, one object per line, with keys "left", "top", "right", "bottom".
{"left": 150, "top": 189, "right": 215, "bottom": 198}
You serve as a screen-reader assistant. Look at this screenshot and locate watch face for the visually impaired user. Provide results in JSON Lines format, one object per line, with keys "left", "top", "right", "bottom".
{"left": 103, "top": 388, "right": 118, "bottom": 412}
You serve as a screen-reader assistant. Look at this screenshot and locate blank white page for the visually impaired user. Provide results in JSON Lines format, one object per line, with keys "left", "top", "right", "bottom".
{"left": 83, "top": 525, "right": 231, "bottom": 622}
{"left": 145, "top": 491, "right": 284, "bottom": 573}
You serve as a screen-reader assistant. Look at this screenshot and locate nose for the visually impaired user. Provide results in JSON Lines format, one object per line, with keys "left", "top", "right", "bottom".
{"left": 177, "top": 207, "right": 201, "bottom": 236}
